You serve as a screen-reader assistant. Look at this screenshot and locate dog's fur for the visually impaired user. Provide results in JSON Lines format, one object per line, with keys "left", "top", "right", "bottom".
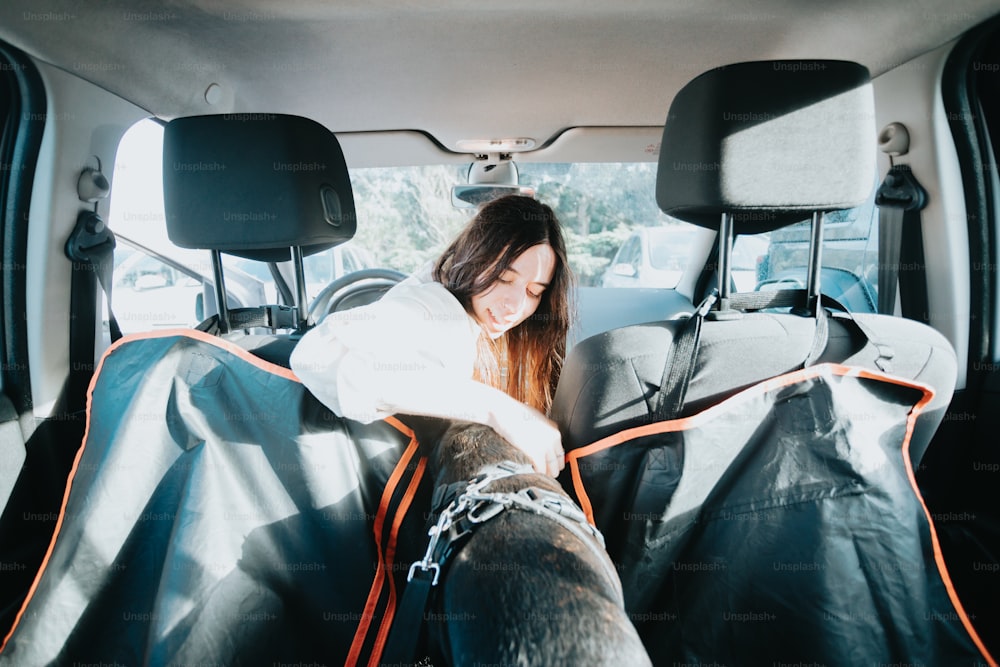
{"left": 425, "top": 421, "right": 651, "bottom": 666}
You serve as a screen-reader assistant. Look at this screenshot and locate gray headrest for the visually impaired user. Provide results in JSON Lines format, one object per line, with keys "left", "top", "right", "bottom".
{"left": 656, "top": 60, "right": 876, "bottom": 233}
{"left": 163, "top": 114, "right": 356, "bottom": 262}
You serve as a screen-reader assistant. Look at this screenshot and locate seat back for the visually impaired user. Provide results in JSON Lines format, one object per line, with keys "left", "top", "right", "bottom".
{"left": 549, "top": 60, "right": 980, "bottom": 665}
{"left": 162, "top": 113, "right": 357, "bottom": 334}
{"left": 553, "top": 60, "right": 957, "bottom": 464}
{"left": 0, "top": 120, "right": 429, "bottom": 663}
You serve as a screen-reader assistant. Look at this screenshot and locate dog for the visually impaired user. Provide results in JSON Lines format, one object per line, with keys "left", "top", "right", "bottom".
{"left": 418, "top": 421, "right": 652, "bottom": 666}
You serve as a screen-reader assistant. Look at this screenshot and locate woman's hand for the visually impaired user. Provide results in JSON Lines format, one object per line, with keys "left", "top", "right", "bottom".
{"left": 373, "top": 373, "right": 566, "bottom": 476}
{"left": 491, "top": 404, "right": 565, "bottom": 477}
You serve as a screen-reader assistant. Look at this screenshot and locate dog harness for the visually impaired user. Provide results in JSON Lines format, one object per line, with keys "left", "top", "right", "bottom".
{"left": 381, "top": 459, "right": 617, "bottom": 665}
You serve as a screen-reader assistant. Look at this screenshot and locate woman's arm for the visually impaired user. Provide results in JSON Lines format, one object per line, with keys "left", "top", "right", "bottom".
{"left": 377, "top": 373, "right": 564, "bottom": 476}
{"left": 290, "top": 282, "right": 564, "bottom": 475}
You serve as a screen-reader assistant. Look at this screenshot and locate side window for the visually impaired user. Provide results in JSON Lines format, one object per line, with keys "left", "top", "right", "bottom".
{"left": 109, "top": 120, "right": 211, "bottom": 333}
{"left": 111, "top": 245, "right": 204, "bottom": 333}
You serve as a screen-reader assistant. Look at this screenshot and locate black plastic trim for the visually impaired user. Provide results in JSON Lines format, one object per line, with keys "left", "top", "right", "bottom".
{"left": 0, "top": 43, "right": 46, "bottom": 415}
{"left": 941, "top": 16, "right": 1000, "bottom": 388}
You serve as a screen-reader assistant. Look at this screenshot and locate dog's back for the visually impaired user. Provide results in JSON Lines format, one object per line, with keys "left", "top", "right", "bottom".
{"left": 427, "top": 422, "right": 651, "bottom": 666}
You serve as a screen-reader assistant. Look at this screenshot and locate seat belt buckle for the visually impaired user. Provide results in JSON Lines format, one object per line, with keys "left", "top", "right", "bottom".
{"left": 695, "top": 289, "right": 719, "bottom": 317}
{"left": 263, "top": 304, "right": 299, "bottom": 329}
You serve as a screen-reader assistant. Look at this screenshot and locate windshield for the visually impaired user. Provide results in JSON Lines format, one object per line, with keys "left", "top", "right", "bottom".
{"left": 647, "top": 229, "right": 698, "bottom": 270}
{"left": 108, "top": 118, "right": 879, "bottom": 333}
{"left": 109, "top": 120, "right": 704, "bottom": 323}
{"left": 347, "top": 161, "right": 679, "bottom": 286}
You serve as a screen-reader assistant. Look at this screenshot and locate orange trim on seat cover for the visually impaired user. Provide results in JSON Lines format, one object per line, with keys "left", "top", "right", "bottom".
{"left": 567, "top": 362, "right": 996, "bottom": 666}
{"left": 345, "top": 416, "right": 427, "bottom": 667}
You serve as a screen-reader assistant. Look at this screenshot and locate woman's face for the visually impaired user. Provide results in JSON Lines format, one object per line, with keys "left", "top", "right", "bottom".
{"left": 471, "top": 243, "right": 556, "bottom": 339}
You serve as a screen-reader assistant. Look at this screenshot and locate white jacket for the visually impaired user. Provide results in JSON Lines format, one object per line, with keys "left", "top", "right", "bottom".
{"left": 290, "top": 269, "right": 481, "bottom": 423}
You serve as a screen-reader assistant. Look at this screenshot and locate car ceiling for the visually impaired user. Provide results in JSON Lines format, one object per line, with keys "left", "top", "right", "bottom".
{"left": 0, "top": 0, "right": 998, "bottom": 162}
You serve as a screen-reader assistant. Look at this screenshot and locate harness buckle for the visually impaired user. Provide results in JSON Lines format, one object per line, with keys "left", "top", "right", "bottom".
{"left": 467, "top": 496, "right": 507, "bottom": 523}
{"left": 407, "top": 560, "right": 441, "bottom": 585}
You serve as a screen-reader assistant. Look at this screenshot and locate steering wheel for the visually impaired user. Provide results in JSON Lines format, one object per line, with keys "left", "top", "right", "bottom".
{"left": 307, "top": 268, "right": 407, "bottom": 322}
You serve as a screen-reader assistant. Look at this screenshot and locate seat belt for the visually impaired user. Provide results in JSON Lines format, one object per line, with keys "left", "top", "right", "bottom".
{"left": 652, "top": 291, "right": 883, "bottom": 422}
{"left": 65, "top": 209, "right": 122, "bottom": 412}
{"left": 876, "top": 164, "right": 928, "bottom": 322}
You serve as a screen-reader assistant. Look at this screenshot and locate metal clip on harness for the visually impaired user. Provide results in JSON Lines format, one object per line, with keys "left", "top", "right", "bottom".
{"left": 407, "top": 460, "right": 613, "bottom": 594}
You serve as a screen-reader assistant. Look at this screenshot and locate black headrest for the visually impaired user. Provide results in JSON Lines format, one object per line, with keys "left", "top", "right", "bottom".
{"left": 656, "top": 60, "right": 876, "bottom": 234}
{"left": 162, "top": 114, "right": 356, "bottom": 262}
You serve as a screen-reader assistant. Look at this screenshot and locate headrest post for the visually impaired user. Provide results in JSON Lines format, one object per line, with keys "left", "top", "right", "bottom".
{"left": 717, "top": 212, "right": 734, "bottom": 305}
{"left": 291, "top": 246, "right": 309, "bottom": 329}
{"left": 805, "top": 211, "right": 825, "bottom": 312}
{"left": 210, "top": 249, "right": 230, "bottom": 334}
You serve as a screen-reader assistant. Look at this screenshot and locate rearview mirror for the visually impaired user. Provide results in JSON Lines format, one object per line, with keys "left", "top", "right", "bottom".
{"left": 451, "top": 184, "right": 536, "bottom": 209}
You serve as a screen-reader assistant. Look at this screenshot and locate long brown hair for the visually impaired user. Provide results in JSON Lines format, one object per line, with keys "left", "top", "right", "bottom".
{"left": 433, "top": 195, "right": 572, "bottom": 414}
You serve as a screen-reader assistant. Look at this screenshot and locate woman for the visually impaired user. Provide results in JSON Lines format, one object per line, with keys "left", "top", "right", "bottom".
{"left": 290, "top": 195, "right": 572, "bottom": 476}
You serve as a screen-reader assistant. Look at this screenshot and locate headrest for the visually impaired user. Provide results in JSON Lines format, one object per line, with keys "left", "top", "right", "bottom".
{"left": 163, "top": 114, "right": 356, "bottom": 262}
{"left": 656, "top": 60, "right": 876, "bottom": 233}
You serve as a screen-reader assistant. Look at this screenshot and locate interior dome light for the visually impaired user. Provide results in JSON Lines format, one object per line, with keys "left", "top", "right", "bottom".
{"left": 455, "top": 137, "right": 536, "bottom": 152}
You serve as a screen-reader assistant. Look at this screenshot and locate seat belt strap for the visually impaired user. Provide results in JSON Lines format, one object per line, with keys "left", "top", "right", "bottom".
{"left": 876, "top": 164, "right": 928, "bottom": 321}
{"left": 653, "top": 291, "right": 715, "bottom": 421}
{"left": 66, "top": 210, "right": 122, "bottom": 341}
{"left": 898, "top": 206, "right": 929, "bottom": 324}
{"left": 652, "top": 292, "right": 861, "bottom": 421}
{"left": 877, "top": 208, "right": 903, "bottom": 315}
{"left": 65, "top": 210, "right": 121, "bottom": 413}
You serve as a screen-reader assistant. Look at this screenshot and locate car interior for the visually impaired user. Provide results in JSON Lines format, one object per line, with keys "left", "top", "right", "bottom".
{"left": 0, "top": 1, "right": 998, "bottom": 665}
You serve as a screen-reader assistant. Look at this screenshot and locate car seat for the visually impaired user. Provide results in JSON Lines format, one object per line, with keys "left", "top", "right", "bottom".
{"left": 552, "top": 60, "right": 957, "bottom": 466}
{"left": 549, "top": 60, "right": 994, "bottom": 666}
{"left": 161, "top": 113, "right": 403, "bottom": 365}
{"left": 0, "top": 115, "right": 434, "bottom": 667}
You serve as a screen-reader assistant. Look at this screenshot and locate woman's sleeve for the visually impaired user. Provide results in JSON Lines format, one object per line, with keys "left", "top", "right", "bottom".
{"left": 289, "top": 284, "right": 476, "bottom": 423}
